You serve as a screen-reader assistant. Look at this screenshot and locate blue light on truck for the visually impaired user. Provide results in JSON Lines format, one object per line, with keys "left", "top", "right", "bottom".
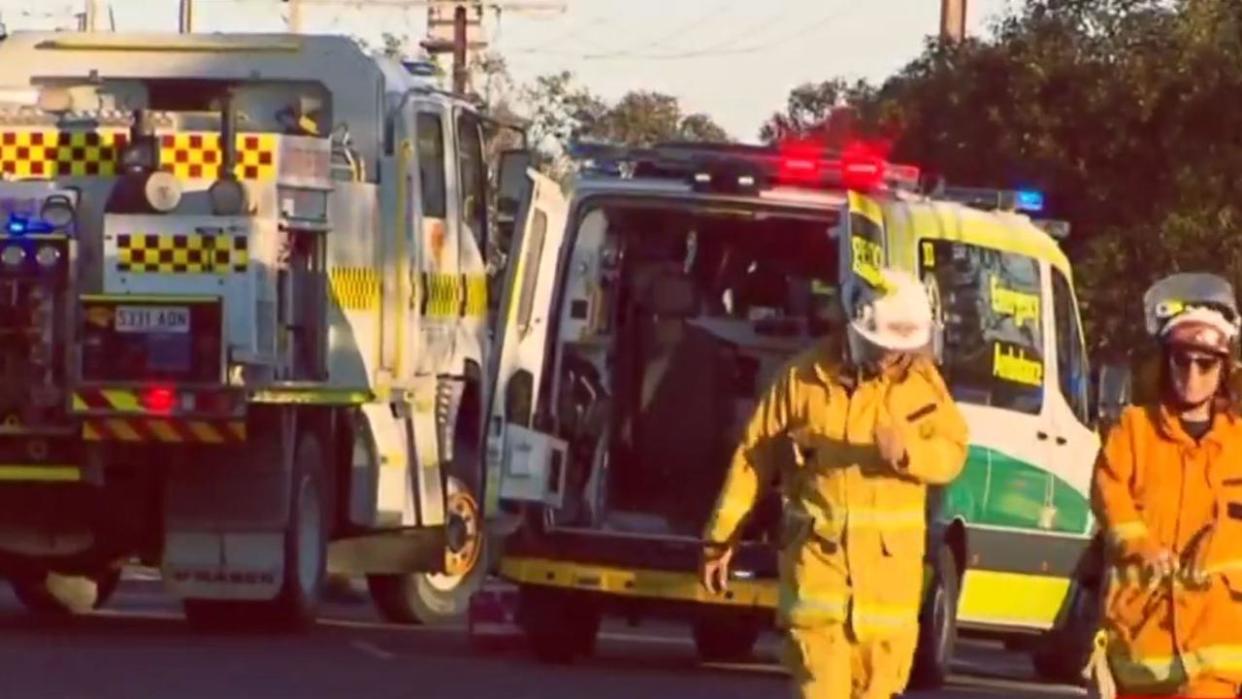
{"left": 1015, "top": 190, "right": 1045, "bottom": 212}
{"left": 3, "top": 215, "right": 55, "bottom": 236}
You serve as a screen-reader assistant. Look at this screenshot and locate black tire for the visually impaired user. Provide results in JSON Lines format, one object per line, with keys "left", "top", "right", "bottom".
{"left": 692, "top": 615, "right": 762, "bottom": 663}
{"left": 518, "top": 585, "right": 601, "bottom": 664}
{"left": 183, "top": 430, "right": 329, "bottom": 632}
{"left": 11, "top": 568, "right": 121, "bottom": 616}
{"left": 367, "top": 475, "right": 487, "bottom": 625}
{"left": 1031, "top": 580, "right": 1098, "bottom": 686}
{"left": 910, "top": 544, "right": 961, "bottom": 690}
{"left": 370, "top": 385, "right": 488, "bottom": 627}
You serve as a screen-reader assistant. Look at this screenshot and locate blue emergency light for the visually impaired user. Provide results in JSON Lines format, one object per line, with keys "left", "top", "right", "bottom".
{"left": 1015, "top": 190, "right": 1045, "bottom": 212}
{"left": 3, "top": 214, "right": 55, "bottom": 236}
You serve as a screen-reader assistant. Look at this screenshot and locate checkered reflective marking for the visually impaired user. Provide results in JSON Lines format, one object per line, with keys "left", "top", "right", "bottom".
{"left": 0, "top": 129, "right": 128, "bottom": 177}
{"left": 328, "top": 267, "right": 380, "bottom": 310}
{"left": 160, "top": 133, "right": 277, "bottom": 181}
{"left": 116, "top": 233, "right": 249, "bottom": 274}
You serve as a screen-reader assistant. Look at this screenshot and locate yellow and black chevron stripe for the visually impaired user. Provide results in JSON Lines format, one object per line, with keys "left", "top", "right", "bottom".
{"left": 116, "top": 233, "right": 249, "bottom": 275}
{"left": 418, "top": 273, "right": 489, "bottom": 319}
{"left": 82, "top": 417, "right": 246, "bottom": 444}
{"left": 329, "top": 267, "right": 380, "bottom": 311}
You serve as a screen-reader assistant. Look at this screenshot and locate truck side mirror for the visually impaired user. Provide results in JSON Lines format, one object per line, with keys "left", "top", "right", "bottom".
{"left": 494, "top": 149, "right": 534, "bottom": 257}
{"left": 497, "top": 149, "right": 533, "bottom": 219}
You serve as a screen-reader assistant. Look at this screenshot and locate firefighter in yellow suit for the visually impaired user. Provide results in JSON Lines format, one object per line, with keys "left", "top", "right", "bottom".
{"left": 700, "top": 267, "right": 969, "bottom": 699}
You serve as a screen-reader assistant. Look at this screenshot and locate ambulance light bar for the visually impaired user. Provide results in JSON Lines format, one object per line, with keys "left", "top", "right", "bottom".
{"left": 940, "top": 186, "right": 1046, "bottom": 213}
{"left": 569, "top": 141, "right": 922, "bottom": 194}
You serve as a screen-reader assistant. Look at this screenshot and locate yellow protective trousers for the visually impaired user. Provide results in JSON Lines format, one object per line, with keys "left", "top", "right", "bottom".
{"left": 784, "top": 623, "right": 918, "bottom": 699}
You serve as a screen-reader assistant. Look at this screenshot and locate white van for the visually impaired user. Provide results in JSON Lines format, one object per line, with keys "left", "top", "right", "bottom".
{"left": 482, "top": 143, "right": 1102, "bottom": 686}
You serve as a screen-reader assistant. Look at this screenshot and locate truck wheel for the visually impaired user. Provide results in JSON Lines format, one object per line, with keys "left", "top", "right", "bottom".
{"left": 368, "top": 475, "right": 486, "bottom": 625}
{"left": 1031, "top": 580, "right": 1098, "bottom": 686}
{"left": 909, "top": 544, "right": 960, "bottom": 689}
{"left": 11, "top": 568, "right": 121, "bottom": 615}
{"left": 518, "top": 585, "right": 600, "bottom": 664}
{"left": 183, "top": 430, "right": 328, "bottom": 632}
{"left": 692, "top": 615, "right": 762, "bottom": 662}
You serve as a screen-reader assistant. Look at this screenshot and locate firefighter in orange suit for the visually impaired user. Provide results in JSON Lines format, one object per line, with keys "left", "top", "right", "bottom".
{"left": 699, "top": 267, "right": 968, "bottom": 699}
{"left": 1090, "top": 273, "right": 1242, "bottom": 698}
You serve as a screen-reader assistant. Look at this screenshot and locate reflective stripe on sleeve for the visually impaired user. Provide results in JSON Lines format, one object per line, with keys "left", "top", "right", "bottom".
{"left": 1110, "top": 520, "right": 1148, "bottom": 543}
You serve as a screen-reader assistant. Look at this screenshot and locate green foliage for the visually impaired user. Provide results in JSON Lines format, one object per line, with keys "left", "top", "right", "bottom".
{"left": 761, "top": 0, "right": 1242, "bottom": 357}
{"left": 519, "top": 72, "right": 730, "bottom": 179}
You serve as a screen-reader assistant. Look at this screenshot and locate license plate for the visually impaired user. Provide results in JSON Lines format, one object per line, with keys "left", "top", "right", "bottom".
{"left": 114, "top": 306, "right": 190, "bottom": 334}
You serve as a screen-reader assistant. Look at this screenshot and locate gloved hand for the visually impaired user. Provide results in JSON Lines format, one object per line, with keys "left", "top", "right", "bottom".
{"left": 875, "top": 393, "right": 910, "bottom": 473}
{"left": 700, "top": 545, "right": 735, "bottom": 596}
{"left": 1181, "top": 524, "right": 1215, "bottom": 588}
{"left": 1132, "top": 542, "right": 1177, "bottom": 587}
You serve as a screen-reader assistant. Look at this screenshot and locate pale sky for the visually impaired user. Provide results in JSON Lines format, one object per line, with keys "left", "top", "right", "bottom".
{"left": 0, "top": 0, "right": 1018, "bottom": 140}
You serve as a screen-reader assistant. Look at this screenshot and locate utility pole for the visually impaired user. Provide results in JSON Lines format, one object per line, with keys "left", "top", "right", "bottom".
{"left": 273, "top": 1, "right": 565, "bottom": 92}
{"left": 452, "top": 5, "right": 468, "bottom": 94}
{"left": 82, "top": 0, "right": 104, "bottom": 32}
{"left": 288, "top": 0, "right": 303, "bottom": 33}
{"left": 939, "top": 0, "right": 966, "bottom": 43}
{"left": 179, "top": 0, "right": 194, "bottom": 33}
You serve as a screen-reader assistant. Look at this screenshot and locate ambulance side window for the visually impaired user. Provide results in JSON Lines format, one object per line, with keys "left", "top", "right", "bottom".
{"left": 1052, "top": 269, "right": 1091, "bottom": 423}
{"left": 517, "top": 210, "right": 548, "bottom": 335}
{"left": 416, "top": 112, "right": 447, "bottom": 218}
{"left": 920, "top": 239, "right": 1044, "bottom": 414}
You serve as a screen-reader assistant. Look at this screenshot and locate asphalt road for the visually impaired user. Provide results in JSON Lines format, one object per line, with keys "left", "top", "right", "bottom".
{"left": 0, "top": 575, "right": 1085, "bottom": 699}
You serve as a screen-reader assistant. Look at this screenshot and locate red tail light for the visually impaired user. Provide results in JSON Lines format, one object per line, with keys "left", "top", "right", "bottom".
{"left": 141, "top": 386, "right": 176, "bottom": 414}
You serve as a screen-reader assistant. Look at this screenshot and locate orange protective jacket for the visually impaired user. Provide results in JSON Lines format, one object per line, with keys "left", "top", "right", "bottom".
{"left": 1092, "top": 404, "right": 1242, "bottom": 696}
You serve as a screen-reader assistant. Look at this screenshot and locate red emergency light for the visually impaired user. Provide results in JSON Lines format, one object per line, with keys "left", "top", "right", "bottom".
{"left": 773, "top": 139, "right": 918, "bottom": 193}
{"left": 141, "top": 386, "right": 177, "bottom": 414}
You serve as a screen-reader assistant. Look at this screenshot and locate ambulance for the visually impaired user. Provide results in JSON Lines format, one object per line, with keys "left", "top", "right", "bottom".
{"left": 484, "top": 141, "right": 1102, "bottom": 685}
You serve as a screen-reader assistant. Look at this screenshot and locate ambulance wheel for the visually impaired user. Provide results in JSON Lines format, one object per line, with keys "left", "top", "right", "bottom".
{"left": 692, "top": 615, "right": 761, "bottom": 662}
{"left": 183, "top": 430, "right": 329, "bottom": 632}
{"left": 518, "top": 585, "right": 600, "bottom": 664}
{"left": 910, "top": 544, "right": 960, "bottom": 690}
{"left": 368, "top": 475, "right": 486, "bottom": 625}
{"left": 1031, "top": 580, "right": 1097, "bottom": 686}
{"left": 11, "top": 568, "right": 121, "bottom": 615}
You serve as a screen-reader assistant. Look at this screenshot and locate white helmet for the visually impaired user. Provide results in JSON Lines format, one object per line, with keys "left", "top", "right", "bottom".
{"left": 1143, "top": 273, "right": 1240, "bottom": 356}
{"left": 846, "top": 267, "right": 933, "bottom": 353}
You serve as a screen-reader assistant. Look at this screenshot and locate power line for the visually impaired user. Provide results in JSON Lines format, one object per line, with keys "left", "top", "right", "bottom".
{"left": 582, "top": 0, "right": 743, "bottom": 58}
{"left": 512, "top": 0, "right": 858, "bottom": 61}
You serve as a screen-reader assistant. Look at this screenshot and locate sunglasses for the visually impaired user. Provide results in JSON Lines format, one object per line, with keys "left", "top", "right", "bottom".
{"left": 1170, "top": 351, "right": 1224, "bottom": 373}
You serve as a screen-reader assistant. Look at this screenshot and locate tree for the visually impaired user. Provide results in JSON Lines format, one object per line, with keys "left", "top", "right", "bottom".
{"left": 518, "top": 73, "right": 730, "bottom": 179}
{"left": 590, "top": 91, "right": 729, "bottom": 146}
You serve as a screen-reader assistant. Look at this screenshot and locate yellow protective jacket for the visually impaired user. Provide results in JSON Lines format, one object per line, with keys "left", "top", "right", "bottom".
{"left": 1093, "top": 404, "right": 1242, "bottom": 695}
{"left": 704, "top": 345, "right": 969, "bottom": 638}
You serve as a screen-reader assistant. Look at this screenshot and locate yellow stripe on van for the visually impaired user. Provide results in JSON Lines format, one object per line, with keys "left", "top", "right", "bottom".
{"left": 0, "top": 465, "right": 80, "bottom": 482}
{"left": 499, "top": 556, "right": 778, "bottom": 609}
{"left": 956, "top": 569, "right": 1071, "bottom": 629}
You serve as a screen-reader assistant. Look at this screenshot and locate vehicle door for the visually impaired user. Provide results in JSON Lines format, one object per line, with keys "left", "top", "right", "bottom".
{"left": 411, "top": 102, "right": 460, "bottom": 373}
{"left": 482, "top": 166, "right": 570, "bottom": 518}
{"left": 918, "top": 234, "right": 1061, "bottom": 629}
{"left": 1046, "top": 266, "right": 1099, "bottom": 537}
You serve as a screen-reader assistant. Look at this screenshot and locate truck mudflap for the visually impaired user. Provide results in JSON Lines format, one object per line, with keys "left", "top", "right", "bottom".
{"left": 498, "top": 555, "right": 779, "bottom": 609}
